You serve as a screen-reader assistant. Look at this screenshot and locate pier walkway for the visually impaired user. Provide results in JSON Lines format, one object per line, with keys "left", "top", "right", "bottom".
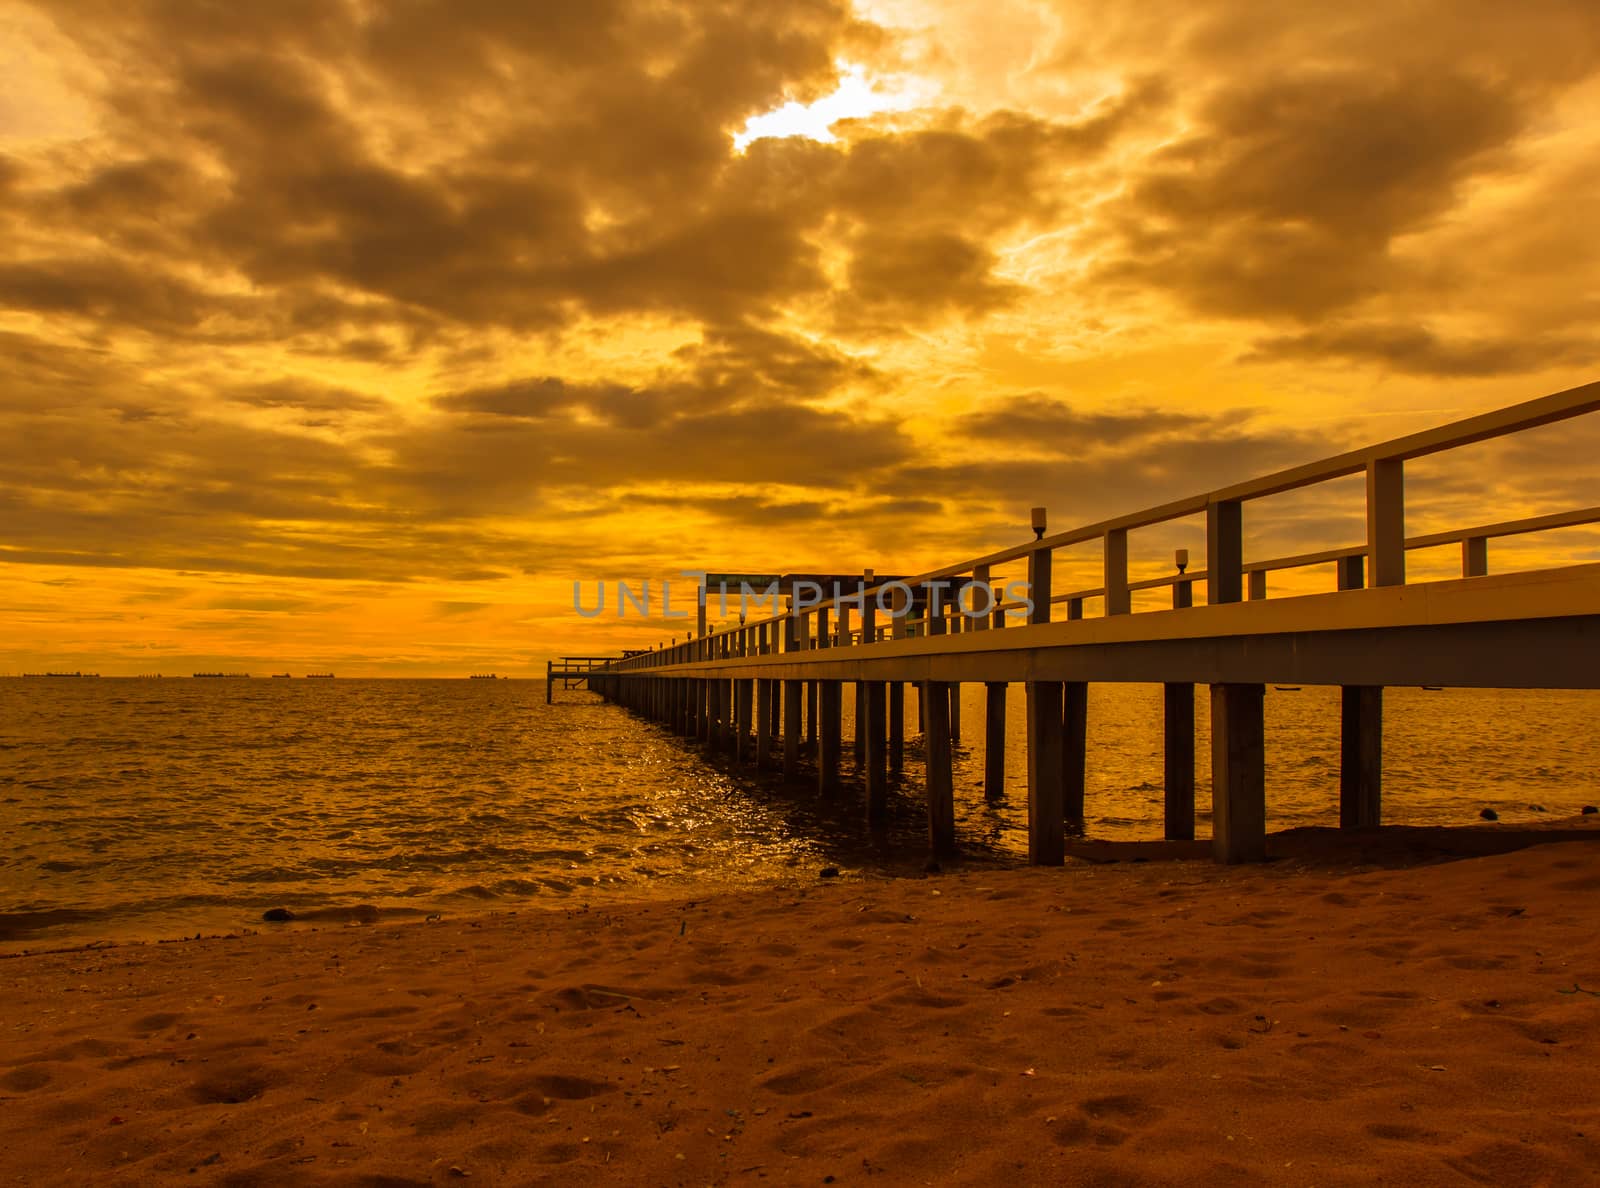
{"left": 564, "top": 382, "right": 1600, "bottom": 864}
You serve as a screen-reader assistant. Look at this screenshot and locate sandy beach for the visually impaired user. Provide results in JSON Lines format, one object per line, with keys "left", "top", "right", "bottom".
{"left": 4, "top": 823, "right": 1600, "bottom": 1187}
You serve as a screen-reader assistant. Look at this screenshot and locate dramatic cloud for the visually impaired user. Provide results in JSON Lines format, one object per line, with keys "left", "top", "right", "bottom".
{"left": 2, "top": 0, "right": 1597, "bottom": 672}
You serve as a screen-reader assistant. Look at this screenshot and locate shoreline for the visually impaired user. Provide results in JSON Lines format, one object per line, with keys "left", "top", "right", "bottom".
{"left": 5, "top": 817, "right": 1599, "bottom": 959}
{"left": 4, "top": 824, "right": 1599, "bottom": 1185}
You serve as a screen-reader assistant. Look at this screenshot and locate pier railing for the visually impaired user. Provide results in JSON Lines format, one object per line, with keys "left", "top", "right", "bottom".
{"left": 605, "top": 379, "right": 1600, "bottom": 665}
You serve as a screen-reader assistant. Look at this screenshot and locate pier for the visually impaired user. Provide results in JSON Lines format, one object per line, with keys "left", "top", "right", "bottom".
{"left": 562, "top": 382, "right": 1600, "bottom": 864}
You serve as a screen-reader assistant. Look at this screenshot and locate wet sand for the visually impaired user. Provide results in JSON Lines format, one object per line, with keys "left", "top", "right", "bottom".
{"left": 4, "top": 822, "right": 1600, "bottom": 1186}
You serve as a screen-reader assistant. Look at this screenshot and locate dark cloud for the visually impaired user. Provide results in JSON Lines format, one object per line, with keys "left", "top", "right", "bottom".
{"left": 435, "top": 377, "right": 618, "bottom": 422}
{"left": 5, "top": 2, "right": 1157, "bottom": 348}
{"left": 676, "top": 324, "right": 879, "bottom": 402}
{"left": 879, "top": 405, "right": 1332, "bottom": 530}
{"left": 838, "top": 230, "right": 1021, "bottom": 327}
{"left": 206, "top": 597, "right": 330, "bottom": 613}
{"left": 645, "top": 494, "right": 831, "bottom": 526}
{"left": 0, "top": 319, "right": 901, "bottom": 583}
{"left": 434, "top": 601, "right": 491, "bottom": 616}
{"left": 1242, "top": 322, "right": 1600, "bottom": 377}
{"left": 1098, "top": 70, "right": 1526, "bottom": 320}
{"left": 435, "top": 325, "right": 877, "bottom": 431}
{"left": 0, "top": 258, "right": 233, "bottom": 333}
{"left": 391, "top": 399, "right": 914, "bottom": 513}
{"left": 638, "top": 492, "right": 945, "bottom": 530}
{"left": 223, "top": 380, "right": 389, "bottom": 414}
{"left": 7, "top": 0, "right": 856, "bottom": 339}
{"left": 953, "top": 401, "right": 1207, "bottom": 447}
{"left": 823, "top": 101, "right": 1161, "bottom": 232}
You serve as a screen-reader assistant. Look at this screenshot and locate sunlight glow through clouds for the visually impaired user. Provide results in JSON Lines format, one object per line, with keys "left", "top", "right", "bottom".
{"left": 733, "top": 61, "right": 937, "bottom": 151}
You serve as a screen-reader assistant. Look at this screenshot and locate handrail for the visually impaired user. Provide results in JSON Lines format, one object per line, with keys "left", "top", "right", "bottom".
{"left": 1405, "top": 505, "right": 1600, "bottom": 551}
{"left": 598, "top": 381, "right": 1599, "bottom": 672}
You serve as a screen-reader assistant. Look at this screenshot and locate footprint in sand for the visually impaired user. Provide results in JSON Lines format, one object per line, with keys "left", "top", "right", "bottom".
{"left": 761, "top": 1063, "right": 842, "bottom": 1095}
{"left": 1052, "top": 1094, "right": 1164, "bottom": 1148}
{"left": 128, "top": 1011, "right": 182, "bottom": 1036}
{"left": 0, "top": 1066, "right": 53, "bottom": 1092}
{"left": 1367, "top": 1121, "right": 1445, "bottom": 1144}
{"left": 187, "top": 1064, "right": 276, "bottom": 1105}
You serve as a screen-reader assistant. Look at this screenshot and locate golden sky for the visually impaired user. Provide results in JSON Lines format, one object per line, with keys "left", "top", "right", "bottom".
{"left": 2, "top": 0, "right": 1598, "bottom": 675}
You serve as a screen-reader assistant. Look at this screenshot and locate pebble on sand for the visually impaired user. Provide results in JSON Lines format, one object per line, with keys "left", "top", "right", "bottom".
{"left": 1479, "top": 809, "right": 1499, "bottom": 822}
{"left": 262, "top": 907, "right": 295, "bottom": 922}
{"left": 1583, "top": 806, "right": 1598, "bottom": 815}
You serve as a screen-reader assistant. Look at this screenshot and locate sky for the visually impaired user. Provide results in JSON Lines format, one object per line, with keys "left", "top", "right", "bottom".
{"left": 2, "top": 0, "right": 1598, "bottom": 676}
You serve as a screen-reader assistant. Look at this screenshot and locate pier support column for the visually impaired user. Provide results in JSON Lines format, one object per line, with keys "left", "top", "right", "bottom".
{"left": 1211, "top": 683, "right": 1266, "bottom": 864}
{"left": 807, "top": 682, "right": 818, "bottom": 752}
{"left": 1164, "top": 577, "right": 1195, "bottom": 839}
{"left": 1025, "top": 534, "right": 1063, "bottom": 864}
{"left": 756, "top": 680, "right": 772, "bottom": 768}
{"left": 1026, "top": 681, "right": 1065, "bottom": 865}
{"left": 1340, "top": 686, "right": 1382, "bottom": 829}
{"left": 949, "top": 684, "right": 962, "bottom": 745}
{"left": 783, "top": 680, "right": 802, "bottom": 780}
{"left": 713, "top": 681, "right": 731, "bottom": 755}
{"left": 924, "top": 680, "right": 956, "bottom": 857}
{"left": 984, "top": 682, "right": 1007, "bottom": 801}
{"left": 865, "top": 681, "right": 888, "bottom": 827}
{"left": 1335, "top": 556, "right": 1382, "bottom": 829}
{"left": 1163, "top": 682, "right": 1195, "bottom": 840}
{"left": 818, "top": 682, "right": 843, "bottom": 797}
{"left": 888, "top": 683, "right": 904, "bottom": 769}
{"left": 1062, "top": 682, "right": 1087, "bottom": 828}
{"left": 736, "top": 680, "right": 754, "bottom": 764}
{"left": 854, "top": 682, "right": 866, "bottom": 757}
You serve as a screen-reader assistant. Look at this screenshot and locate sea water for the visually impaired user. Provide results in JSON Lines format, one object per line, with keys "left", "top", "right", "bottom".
{"left": 3, "top": 678, "right": 1596, "bottom": 950}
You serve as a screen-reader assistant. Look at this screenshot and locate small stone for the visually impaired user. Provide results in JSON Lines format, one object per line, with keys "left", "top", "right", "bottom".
{"left": 261, "top": 907, "right": 295, "bottom": 922}
{"left": 1527, "top": 804, "right": 1546, "bottom": 812}
{"left": 1582, "top": 806, "right": 1597, "bottom": 815}
{"left": 818, "top": 867, "right": 839, "bottom": 879}
{"left": 1479, "top": 809, "right": 1498, "bottom": 822}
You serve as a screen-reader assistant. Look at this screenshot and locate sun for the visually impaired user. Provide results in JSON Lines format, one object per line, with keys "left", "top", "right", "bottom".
{"left": 733, "top": 61, "right": 935, "bottom": 152}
